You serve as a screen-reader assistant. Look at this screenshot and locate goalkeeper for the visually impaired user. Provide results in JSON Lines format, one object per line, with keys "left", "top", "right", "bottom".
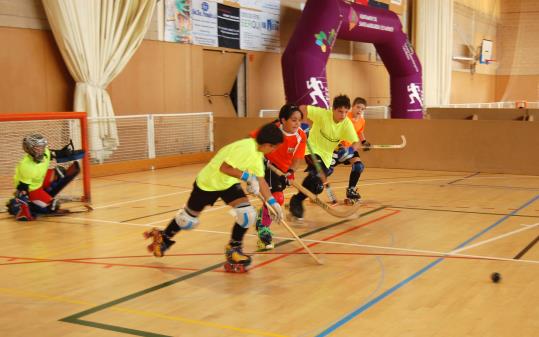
{"left": 6, "top": 134, "right": 83, "bottom": 221}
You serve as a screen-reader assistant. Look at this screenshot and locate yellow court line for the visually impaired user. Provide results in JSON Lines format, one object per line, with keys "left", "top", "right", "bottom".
{"left": 0, "top": 287, "right": 291, "bottom": 337}
{"left": 113, "top": 307, "right": 291, "bottom": 337}
{"left": 0, "top": 287, "right": 89, "bottom": 306}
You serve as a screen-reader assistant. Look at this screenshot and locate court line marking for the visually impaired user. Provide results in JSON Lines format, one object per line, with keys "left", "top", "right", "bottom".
{"left": 450, "top": 222, "right": 539, "bottom": 254}
{"left": 58, "top": 207, "right": 387, "bottom": 337}
{"left": 86, "top": 174, "right": 485, "bottom": 211}
{"left": 447, "top": 171, "right": 480, "bottom": 185}
{"left": 0, "top": 287, "right": 289, "bottom": 337}
{"left": 91, "top": 190, "right": 191, "bottom": 210}
{"left": 344, "top": 174, "right": 539, "bottom": 190}
{"left": 514, "top": 233, "right": 539, "bottom": 259}
{"left": 64, "top": 173, "right": 534, "bottom": 223}
{"left": 314, "top": 194, "right": 539, "bottom": 337}
{"left": 32, "top": 212, "right": 539, "bottom": 266}
{"left": 389, "top": 205, "right": 539, "bottom": 218}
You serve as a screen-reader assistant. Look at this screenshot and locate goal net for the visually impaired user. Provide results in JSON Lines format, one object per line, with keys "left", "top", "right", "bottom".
{"left": 0, "top": 112, "right": 91, "bottom": 206}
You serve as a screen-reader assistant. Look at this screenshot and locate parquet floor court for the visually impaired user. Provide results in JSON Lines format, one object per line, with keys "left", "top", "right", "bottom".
{"left": 1, "top": 164, "right": 538, "bottom": 337}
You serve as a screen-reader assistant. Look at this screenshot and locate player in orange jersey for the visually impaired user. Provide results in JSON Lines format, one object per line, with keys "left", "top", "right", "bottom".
{"left": 329, "top": 97, "right": 371, "bottom": 203}
{"left": 250, "top": 104, "right": 307, "bottom": 250}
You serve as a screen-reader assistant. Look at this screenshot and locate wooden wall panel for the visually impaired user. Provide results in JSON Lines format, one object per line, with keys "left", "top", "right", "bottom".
{"left": 163, "top": 43, "right": 203, "bottom": 113}
{"left": 0, "top": 27, "right": 46, "bottom": 112}
{"left": 42, "top": 31, "right": 73, "bottom": 111}
{"left": 362, "top": 119, "right": 539, "bottom": 175}
{"left": 495, "top": 75, "right": 539, "bottom": 102}
{"left": 0, "top": 27, "right": 71, "bottom": 113}
{"left": 189, "top": 46, "right": 205, "bottom": 112}
{"left": 365, "top": 63, "right": 391, "bottom": 105}
{"left": 246, "top": 51, "right": 285, "bottom": 116}
{"left": 451, "top": 71, "right": 496, "bottom": 103}
{"left": 215, "top": 117, "right": 539, "bottom": 175}
{"left": 427, "top": 108, "right": 529, "bottom": 120}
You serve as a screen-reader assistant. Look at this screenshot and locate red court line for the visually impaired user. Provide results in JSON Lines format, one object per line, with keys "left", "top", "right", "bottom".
{"left": 0, "top": 256, "right": 222, "bottom": 272}
{"left": 0, "top": 248, "right": 517, "bottom": 273}
{"left": 250, "top": 209, "right": 401, "bottom": 270}
{"left": 0, "top": 210, "right": 401, "bottom": 272}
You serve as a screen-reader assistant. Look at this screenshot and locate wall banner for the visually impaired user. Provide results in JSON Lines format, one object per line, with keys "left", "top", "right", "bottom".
{"left": 191, "top": 0, "right": 218, "bottom": 46}
{"left": 164, "top": 0, "right": 192, "bottom": 43}
{"left": 217, "top": 4, "right": 241, "bottom": 49}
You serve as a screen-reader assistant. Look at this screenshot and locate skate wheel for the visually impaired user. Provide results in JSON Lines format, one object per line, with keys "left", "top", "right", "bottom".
{"left": 143, "top": 229, "right": 158, "bottom": 239}
{"left": 224, "top": 262, "right": 247, "bottom": 273}
{"left": 256, "top": 240, "right": 266, "bottom": 251}
{"left": 344, "top": 198, "right": 358, "bottom": 205}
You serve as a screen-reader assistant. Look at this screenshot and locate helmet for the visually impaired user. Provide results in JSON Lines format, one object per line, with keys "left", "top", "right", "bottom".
{"left": 23, "top": 134, "right": 48, "bottom": 162}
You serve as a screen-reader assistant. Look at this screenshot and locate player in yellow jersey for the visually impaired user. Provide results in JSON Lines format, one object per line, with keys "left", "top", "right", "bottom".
{"left": 144, "top": 123, "right": 284, "bottom": 272}
{"left": 288, "top": 95, "right": 361, "bottom": 220}
{"left": 7, "top": 134, "right": 82, "bottom": 221}
{"left": 329, "top": 97, "right": 371, "bottom": 203}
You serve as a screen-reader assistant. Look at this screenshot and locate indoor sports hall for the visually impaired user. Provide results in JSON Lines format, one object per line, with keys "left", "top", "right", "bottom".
{"left": 1, "top": 1, "right": 538, "bottom": 337}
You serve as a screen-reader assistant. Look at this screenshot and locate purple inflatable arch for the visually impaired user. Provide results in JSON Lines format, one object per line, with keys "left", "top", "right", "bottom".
{"left": 282, "top": 0, "right": 423, "bottom": 118}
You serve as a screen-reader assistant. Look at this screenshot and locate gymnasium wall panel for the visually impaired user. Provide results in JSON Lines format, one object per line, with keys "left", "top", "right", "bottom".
{"left": 215, "top": 117, "right": 539, "bottom": 175}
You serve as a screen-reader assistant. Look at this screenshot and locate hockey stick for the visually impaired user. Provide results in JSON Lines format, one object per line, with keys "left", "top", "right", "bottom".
{"left": 41, "top": 204, "right": 92, "bottom": 216}
{"left": 256, "top": 193, "right": 323, "bottom": 265}
{"left": 267, "top": 163, "right": 362, "bottom": 218}
{"left": 305, "top": 140, "right": 338, "bottom": 204}
{"left": 360, "top": 135, "right": 407, "bottom": 149}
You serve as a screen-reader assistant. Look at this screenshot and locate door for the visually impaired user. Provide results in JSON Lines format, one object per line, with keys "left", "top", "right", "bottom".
{"left": 203, "top": 49, "right": 245, "bottom": 117}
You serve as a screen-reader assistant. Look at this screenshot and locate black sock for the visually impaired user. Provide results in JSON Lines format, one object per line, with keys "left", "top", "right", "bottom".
{"left": 349, "top": 170, "right": 360, "bottom": 188}
{"left": 231, "top": 223, "right": 248, "bottom": 243}
{"left": 164, "top": 218, "right": 181, "bottom": 238}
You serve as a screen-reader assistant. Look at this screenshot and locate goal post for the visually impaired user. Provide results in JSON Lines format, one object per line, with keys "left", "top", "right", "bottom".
{"left": 0, "top": 112, "right": 91, "bottom": 204}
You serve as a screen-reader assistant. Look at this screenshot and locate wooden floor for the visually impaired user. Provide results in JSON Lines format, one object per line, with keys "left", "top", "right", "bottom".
{"left": 1, "top": 164, "right": 538, "bottom": 337}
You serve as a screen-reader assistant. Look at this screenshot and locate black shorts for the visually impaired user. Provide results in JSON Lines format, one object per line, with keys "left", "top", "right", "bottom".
{"left": 264, "top": 164, "right": 287, "bottom": 193}
{"left": 186, "top": 182, "right": 246, "bottom": 212}
{"left": 305, "top": 154, "right": 330, "bottom": 175}
{"left": 334, "top": 150, "right": 361, "bottom": 166}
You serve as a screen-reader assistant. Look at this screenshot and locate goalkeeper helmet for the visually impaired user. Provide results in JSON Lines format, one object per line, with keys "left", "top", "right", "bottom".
{"left": 23, "top": 134, "right": 48, "bottom": 162}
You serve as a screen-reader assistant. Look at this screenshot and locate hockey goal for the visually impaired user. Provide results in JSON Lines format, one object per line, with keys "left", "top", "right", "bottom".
{"left": 0, "top": 112, "right": 91, "bottom": 205}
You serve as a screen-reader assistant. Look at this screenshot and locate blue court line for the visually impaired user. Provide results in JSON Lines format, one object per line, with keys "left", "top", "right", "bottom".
{"left": 315, "top": 194, "right": 539, "bottom": 337}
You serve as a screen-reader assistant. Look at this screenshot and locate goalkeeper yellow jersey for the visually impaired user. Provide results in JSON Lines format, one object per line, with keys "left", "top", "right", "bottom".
{"left": 13, "top": 148, "right": 51, "bottom": 191}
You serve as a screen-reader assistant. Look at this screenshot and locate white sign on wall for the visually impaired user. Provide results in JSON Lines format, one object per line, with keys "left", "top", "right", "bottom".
{"left": 240, "top": 8, "right": 280, "bottom": 52}
{"left": 191, "top": 0, "right": 218, "bottom": 47}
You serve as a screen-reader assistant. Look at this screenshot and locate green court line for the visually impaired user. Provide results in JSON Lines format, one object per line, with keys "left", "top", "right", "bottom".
{"left": 59, "top": 206, "right": 386, "bottom": 336}
{"left": 513, "top": 233, "right": 539, "bottom": 259}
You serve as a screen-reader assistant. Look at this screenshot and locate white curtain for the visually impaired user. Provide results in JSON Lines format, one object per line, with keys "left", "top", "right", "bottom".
{"left": 415, "top": 0, "right": 453, "bottom": 107}
{"left": 42, "top": 0, "right": 156, "bottom": 163}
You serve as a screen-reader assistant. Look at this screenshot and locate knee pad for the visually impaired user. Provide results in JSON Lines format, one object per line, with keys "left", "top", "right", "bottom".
{"left": 234, "top": 202, "right": 257, "bottom": 229}
{"left": 313, "top": 181, "right": 324, "bottom": 194}
{"left": 352, "top": 161, "right": 365, "bottom": 173}
{"left": 303, "top": 174, "right": 324, "bottom": 195}
{"left": 6, "top": 198, "right": 19, "bottom": 215}
{"left": 272, "top": 191, "right": 284, "bottom": 205}
{"left": 175, "top": 208, "right": 199, "bottom": 230}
